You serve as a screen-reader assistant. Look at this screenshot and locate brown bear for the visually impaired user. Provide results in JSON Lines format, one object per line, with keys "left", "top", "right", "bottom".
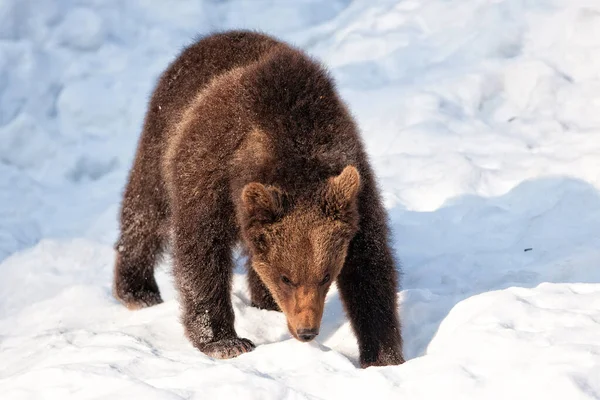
{"left": 113, "top": 30, "right": 404, "bottom": 368}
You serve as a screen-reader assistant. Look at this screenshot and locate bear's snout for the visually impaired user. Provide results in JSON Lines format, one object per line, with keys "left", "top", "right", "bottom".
{"left": 297, "top": 327, "right": 319, "bottom": 342}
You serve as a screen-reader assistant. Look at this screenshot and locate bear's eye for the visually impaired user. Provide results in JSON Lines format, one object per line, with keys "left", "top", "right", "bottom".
{"left": 320, "top": 273, "right": 331, "bottom": 286}
{"left": 281, "top": 276, "right": 293, "bottom": 286}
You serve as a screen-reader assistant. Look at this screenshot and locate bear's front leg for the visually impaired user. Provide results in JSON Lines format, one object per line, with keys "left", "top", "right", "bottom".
{"left": 338, "top": 230, "right": 404, "bottom": 367}
{"left": 172, "top": 197, "right": 255, "bottom": 359}
{"left": 337, "top": 184, "right": 404, "bottom": 368}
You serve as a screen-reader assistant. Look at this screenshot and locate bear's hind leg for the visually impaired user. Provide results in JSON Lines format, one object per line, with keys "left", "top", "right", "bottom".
{"left": 113, "top": 169, "right": 166, "bottom": 309}
{"left": 247, "top": 264, "right": 280, "bottom": 311}
{"left": 114, "top": 231, "right": 164, "bottom": 309}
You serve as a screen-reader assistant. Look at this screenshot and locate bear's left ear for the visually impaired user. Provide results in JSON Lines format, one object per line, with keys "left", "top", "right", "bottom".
{"left": 241, "top": 182, "right": 288, "bottom": 227}
{"left": 323, "top": 165, "right": 361, "bottom": 224}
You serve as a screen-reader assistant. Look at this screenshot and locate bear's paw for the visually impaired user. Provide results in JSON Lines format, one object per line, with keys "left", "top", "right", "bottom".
{"left": 198, "top": 337, "right": 256, "bottom": 359}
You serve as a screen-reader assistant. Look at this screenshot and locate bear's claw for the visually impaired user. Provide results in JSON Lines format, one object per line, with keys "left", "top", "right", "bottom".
{"left": 360, "top": 350, "right": 405, "bottom": 368}
{"left": 113, "top": 284, "right": 163, "bottom": 310}
{"left": 199, "top": 337, "right": 256, "bottom": 359}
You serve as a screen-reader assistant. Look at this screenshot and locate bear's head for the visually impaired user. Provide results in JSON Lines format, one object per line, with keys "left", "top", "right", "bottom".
{"left": 241, "top": 166, "right": 361, "bottom": 342}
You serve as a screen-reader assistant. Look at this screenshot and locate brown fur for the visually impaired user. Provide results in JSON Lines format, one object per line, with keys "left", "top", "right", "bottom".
{"left": 113, "top": 30, "right": 404, "bottom": 367}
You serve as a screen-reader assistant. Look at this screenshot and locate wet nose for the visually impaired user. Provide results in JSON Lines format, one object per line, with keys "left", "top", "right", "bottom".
{"left": 297, "top": 328, "right": 319, "bottom": 342}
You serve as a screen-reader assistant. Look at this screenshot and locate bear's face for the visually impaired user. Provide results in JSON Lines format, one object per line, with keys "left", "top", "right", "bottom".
{"left": 250, "top": 214, "right": 352, "bottom": 341}
{"left": 241, "top": 166, "right": 360, "bottom": 342}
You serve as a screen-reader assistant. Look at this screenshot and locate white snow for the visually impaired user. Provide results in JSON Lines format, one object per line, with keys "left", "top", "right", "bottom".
{"left": 2, "top": 0, "right": 600, "bottom": 398}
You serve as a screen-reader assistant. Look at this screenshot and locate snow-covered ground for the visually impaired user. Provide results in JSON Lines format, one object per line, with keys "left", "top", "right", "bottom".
{"left": 2, "top": 0, "right": 600, "bottom": 398}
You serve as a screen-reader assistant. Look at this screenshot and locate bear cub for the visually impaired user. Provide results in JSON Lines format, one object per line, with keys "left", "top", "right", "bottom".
{"left": 113, "top": 30, "right": 404, "bottom": 368}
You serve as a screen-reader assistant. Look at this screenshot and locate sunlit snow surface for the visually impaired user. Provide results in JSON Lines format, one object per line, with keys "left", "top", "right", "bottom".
{"left": 2, "top": 0, "right": 600, "bottom": 398}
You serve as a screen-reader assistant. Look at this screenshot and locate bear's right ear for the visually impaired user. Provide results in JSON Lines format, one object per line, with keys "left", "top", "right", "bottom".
{"left": 323, "top": 165, "right": 361, "bottom": 225}
{"left": 241, "top": 182, "right": 288, "bottom": 226}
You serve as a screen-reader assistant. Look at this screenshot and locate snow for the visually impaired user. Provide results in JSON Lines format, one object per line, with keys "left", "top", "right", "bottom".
{"left": 2, "top": 0, "right": 600, "bottom": 398}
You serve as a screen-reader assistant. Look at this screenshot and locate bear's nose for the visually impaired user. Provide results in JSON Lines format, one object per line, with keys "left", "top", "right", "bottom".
{"left": 297, "top": 328, "right": 319, "bottom": 342}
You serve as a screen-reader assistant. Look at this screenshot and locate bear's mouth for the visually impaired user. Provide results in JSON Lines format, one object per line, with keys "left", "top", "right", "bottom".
{"left": 287, "top": 321, "right": 319, "bottom": 342}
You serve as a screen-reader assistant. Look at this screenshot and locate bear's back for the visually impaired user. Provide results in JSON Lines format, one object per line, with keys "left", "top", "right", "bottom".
{"left": 157, "top": 30, "right": 366, "bottom": 207}
{"left": 147, "top": 30, "right": 281, "bottom": 142}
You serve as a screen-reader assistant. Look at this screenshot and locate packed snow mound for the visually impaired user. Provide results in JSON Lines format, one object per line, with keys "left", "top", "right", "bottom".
{"left": 3, "top": 240, "right": 600, "bottom": 399}
{"left": 2, "top": 0, "right": 600, "bottom": 399}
